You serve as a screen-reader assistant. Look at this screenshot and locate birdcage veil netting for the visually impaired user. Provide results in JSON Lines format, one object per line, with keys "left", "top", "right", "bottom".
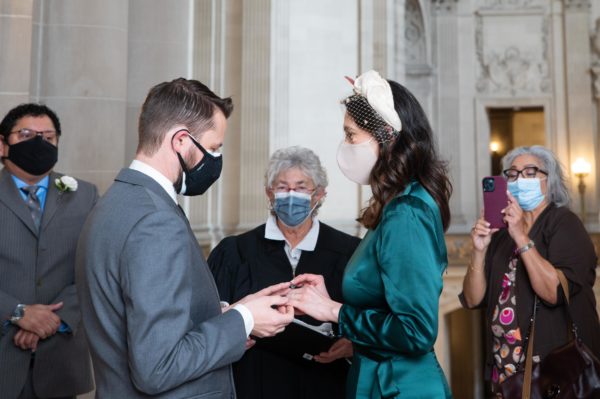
{"left": 342, "top": 94, "right": 400, "bottom": 144}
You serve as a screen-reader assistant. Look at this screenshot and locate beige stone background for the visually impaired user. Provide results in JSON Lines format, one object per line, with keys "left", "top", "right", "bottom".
{"left": 2, "top": 1, "right": 600, "bottom": 398}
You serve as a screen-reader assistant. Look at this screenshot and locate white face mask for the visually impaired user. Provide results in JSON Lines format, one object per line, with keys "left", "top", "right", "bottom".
{"left": 336, "top": 138, "right": 378, "bottom": 185}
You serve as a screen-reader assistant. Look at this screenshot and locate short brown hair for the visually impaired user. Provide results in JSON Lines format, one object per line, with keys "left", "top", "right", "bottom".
{"left": 137, "top": 78, "right": 233, "bottom": 156}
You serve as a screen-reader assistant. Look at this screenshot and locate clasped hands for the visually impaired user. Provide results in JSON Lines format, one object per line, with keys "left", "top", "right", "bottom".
{"left": 13, "top": 302, "right": 64, "bottom": 352}
{"left": 226, "top": 274, "right": 351, "bottom": 362}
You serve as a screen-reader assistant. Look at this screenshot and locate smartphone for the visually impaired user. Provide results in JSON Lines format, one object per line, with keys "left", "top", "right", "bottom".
{"left": 482, "top": 176, "right": 508, "bottom": 229}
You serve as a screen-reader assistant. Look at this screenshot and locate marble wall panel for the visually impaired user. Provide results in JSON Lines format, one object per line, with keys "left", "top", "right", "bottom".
{"left": 37, "top": 25, "right": 127, "bottom": 99}
{"left": 285, "top": 0, "right": 360, "bottom": 231}
{"left": 41, "top": 0, "right": 127, "bottom": 28}
{"left": 47, "top": 97, "right": 126, "bottom": 174}
{"left": 0, "top": 0, "right": 32, "bottom": 16}
{"left": 0, "top": 13, "right": 33, "bottom": 96}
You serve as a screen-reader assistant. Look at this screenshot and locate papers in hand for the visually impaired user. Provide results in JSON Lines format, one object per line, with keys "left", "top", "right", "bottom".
{"left": 255, "top": 318, "right": 337, "bottom": 363}
{"left": 292, "top": 318, "right": 335, "bottom": 337}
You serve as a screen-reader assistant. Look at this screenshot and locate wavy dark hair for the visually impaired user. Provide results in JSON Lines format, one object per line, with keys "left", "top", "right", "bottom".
{"left": 347, "top": 80, "right": 452, "bottom": 230}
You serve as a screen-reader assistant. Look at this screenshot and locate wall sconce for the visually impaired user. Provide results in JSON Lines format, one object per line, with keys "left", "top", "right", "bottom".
{"left": 572, "top": 157, "right": 591, "bottom": 221}
{"left": 489, "top": 141, "right": 500, "bottom": 153}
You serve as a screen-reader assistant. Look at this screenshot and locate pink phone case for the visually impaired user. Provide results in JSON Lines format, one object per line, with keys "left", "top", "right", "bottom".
{"left": 482, "top": 176, "right": 507, "bottom": 229}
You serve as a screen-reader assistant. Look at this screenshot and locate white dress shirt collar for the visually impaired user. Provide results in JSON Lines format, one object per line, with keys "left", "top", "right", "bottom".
{"left": 265, "top": 214, "right": 319, "bottom": 252}
{"left": 129, "top": 160, "right": 177, "bottom": 203}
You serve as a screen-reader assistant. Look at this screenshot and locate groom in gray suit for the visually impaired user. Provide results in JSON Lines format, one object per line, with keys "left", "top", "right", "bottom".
{"left": 76, "top": 78, "right": 294, "bottom": 398}
{"left": 0, "top": 103, "right": 96, "bottom": 399}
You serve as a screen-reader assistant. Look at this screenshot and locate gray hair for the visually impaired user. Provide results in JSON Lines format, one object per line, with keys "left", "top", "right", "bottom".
{"left": 265, "top": 146, "right": 328, "bottom": 189}
{"left": 501, "top": 145, "right": 570, "bottom": 208}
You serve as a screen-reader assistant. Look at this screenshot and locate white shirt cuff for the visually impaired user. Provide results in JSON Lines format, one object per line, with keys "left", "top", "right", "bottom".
{"left": 232, "top": 304, "right": 254, "bottom": 336}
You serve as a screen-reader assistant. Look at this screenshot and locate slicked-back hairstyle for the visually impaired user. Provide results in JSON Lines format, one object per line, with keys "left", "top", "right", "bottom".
{"left": 137, "top": 77, "right": 233, "bottom": 156}
{"left": 502, "top": 145, "right": 570, "bottom": 208}
{"left": 0, "top": 103, "right": 61, "bottom": 141}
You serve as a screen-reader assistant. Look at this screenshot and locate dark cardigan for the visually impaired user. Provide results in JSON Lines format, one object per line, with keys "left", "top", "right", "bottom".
{"left": 460, "top": 203, "right": 600, "bottom": 380}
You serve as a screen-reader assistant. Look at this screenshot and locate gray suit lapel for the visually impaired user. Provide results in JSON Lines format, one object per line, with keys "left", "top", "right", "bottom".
{"left": 0, "top": 168, "right": 39, "bottom": 236}
{"left": 40, "top": 172, "right": 61, "bottom": 231}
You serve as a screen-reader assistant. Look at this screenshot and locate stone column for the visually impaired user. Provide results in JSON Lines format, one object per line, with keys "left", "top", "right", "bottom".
{"left": 432, "top": 0, "right": 474, "bottom": 231}
{"left": 205, "top": 0, "right": 244, "bottom": 240}
{"left": 237, "top": 0, "right": 272, "bottom": 231}
{"left": 188, "top": 0, "right": 244, "bottom": 246}
{"left": 30, "top": 0, "right": 128, "bottom": 193}
{"left": 126, "top": 0, "right": 192, "bottom": 164}
{"left": 562, "top": 0, "right": 597, "bottom": 226}
{"left": 0, "top": 0, "right": 34, "bottom": 113}
{"left": 359, "top": 0, "right": 396, "bottom": 77}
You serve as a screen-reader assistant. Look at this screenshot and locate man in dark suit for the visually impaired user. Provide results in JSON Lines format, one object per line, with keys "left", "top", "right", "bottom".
{"left": 76, "top": 78, "right": 294, "bottom": 398}
{"left": 0, "top": 103, "right": 97, "bottom": 399}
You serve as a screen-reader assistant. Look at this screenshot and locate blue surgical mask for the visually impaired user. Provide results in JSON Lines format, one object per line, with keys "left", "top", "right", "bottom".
{"left": 507, "top": 178, "right": 545, "bottom": 211}
{"left": 273, "top": 191, "right": 314, "bottom": 227}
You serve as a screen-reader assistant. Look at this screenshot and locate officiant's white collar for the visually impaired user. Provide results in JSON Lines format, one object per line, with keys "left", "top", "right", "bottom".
{"left": 265, "top": 214, "right": 319, "bottom": 252}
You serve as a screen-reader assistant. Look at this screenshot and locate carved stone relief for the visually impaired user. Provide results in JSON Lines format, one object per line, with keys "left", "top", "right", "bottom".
{"left": 405, "top": 0, "right": 426, "bottom": 66}
{"left": 478, "top": 0, "right": 543, "bottom": 9}
{"left": 431, "top": 0, "right": 458, "bottom": 14}
{"left": 475, "top": 15, "right": 551, "bottom": 96}
{"left": 591, "top": 18, "right": 600, "bottom": 99}
{"left": 563, "top": 0, "right": 591, "bottom": 11}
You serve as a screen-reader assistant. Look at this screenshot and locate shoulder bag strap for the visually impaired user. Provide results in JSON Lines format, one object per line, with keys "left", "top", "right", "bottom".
{"left": 556, "top": 269, "right": 576, "bottom": 341}
{"left": 521, "top": 269, "right": 573, "bottom": 399}
{"left": 522, "top": 296, "right": 537, "bottom": 399}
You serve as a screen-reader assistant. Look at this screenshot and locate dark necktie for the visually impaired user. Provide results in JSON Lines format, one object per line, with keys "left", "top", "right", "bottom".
{"left": 20, "top": 186, "right": 42, "bottom": 231}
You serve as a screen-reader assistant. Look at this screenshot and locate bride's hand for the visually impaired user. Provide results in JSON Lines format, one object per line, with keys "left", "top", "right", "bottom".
{"left": 290, "top": 274, "right": 331, "bottom": 299}
{"left": 286, "top": 284, "right": 341, "bottom": 323}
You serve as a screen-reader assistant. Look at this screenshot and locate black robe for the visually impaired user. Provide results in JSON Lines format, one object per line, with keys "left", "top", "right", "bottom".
{"left": 208, "top": 222, "right": 361, "bottom": 399}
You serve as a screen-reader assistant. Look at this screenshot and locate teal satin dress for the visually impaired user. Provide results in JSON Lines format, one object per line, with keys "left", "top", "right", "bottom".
{"left": 339, "top": 182, "right": 453, "bottom": 398}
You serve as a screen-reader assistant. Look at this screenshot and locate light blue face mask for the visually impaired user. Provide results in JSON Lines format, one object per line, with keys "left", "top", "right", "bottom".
{"left": 507, "top": 178, "right": 545, "bottom": 211}
{"left": 273, "top": 191, "right": 315, "bottom": 227}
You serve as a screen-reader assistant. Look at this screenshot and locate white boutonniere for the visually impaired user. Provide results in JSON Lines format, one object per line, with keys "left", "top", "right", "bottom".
{"left": 55, "top": 175, "right": 78, "bottom": 193}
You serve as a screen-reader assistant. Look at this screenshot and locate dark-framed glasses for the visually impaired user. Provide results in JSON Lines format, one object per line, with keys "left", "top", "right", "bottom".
{"left": 502, "top": 166, "right": 548, "bottom": 182}
{"left": 11, "top": 128, "right": 57, "bottom": 142}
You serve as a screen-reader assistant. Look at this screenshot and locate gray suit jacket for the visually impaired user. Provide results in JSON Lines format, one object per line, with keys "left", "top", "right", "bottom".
{"left": 76, "top": 168, "right": 247, "bottom": 399}
{"left": 0, "top": 168, "right": 97, "bottom": 398}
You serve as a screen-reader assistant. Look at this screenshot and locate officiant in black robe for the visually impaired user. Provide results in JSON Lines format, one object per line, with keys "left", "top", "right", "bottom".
{"left": 208, "top": 146, "right": 360, "bottom": 399}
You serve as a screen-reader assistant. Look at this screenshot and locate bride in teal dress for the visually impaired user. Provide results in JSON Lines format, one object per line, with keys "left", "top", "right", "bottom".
{"left": 288, "top": 70, "right": 453, "bottom": 398}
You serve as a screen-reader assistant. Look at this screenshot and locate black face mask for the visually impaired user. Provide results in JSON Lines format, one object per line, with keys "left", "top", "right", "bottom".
{"left": 4, "top": 135, "right": 58, "bottom": 176}
{"left": 175, "top": 133, "right": 222, "bottom": 196}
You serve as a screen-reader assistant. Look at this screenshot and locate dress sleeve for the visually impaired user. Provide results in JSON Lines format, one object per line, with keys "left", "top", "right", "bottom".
{"left": 207, "top": 237, "right": 241, "bottom": 304}
{"left": 338, "top": 198, "right": 444, "bottom": 355}
{"left": 544, "top": 209, "right": 597, "bottom": 305}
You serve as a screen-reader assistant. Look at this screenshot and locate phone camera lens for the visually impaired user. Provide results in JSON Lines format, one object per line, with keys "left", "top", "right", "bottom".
{"left": 483, "top": 178, "right": 495, "bottom": 192}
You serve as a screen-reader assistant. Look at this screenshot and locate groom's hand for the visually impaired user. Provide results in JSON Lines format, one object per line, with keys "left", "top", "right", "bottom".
{"left": 234, "top": 282, "right": 294, "bottom": 337}
{"left": 243, "top": 294, "right": 294, "bottom": 338}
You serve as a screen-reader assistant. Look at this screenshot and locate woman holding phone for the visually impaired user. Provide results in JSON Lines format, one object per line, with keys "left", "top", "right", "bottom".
{"left": 288, "top": 70, "right": 453, "bottom": 398}
{"left": 461, "top": 145, "right": 600, "bottom": 395}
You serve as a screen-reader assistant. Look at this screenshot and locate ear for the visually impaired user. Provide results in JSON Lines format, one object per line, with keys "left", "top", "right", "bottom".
{"left": 170, "top": 128, "right": 190, "bottom": 153}
{"left": 314, "top": 187, "right": 327, "bottom": 203}
{"left": 0, "top": 136, "right": 6, "bottom": 158}
{"left": 265, "top": 187, "right": 274, "bottom": 202}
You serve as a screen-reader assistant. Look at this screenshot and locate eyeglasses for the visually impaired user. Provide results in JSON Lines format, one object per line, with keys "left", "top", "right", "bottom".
{"left": 271, "top": 185, "right": 316, "bottom": 195}
{"left": 11, "top": 128, "right": 57, "bottom": 142}
{"left": 502, "top": 166, "right": 548, "bottom": 182}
